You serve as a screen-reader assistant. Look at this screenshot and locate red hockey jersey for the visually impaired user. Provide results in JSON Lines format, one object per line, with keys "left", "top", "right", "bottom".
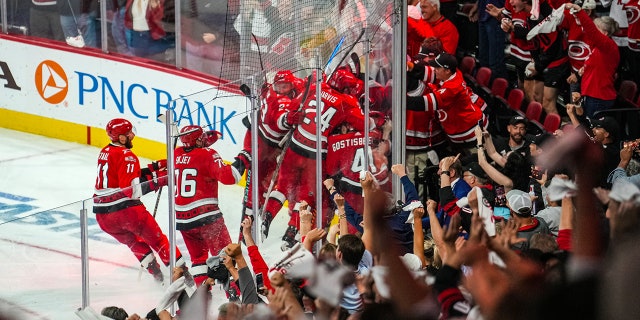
{"left": 290, "top": 83, "right": 372, "bottom": 158}
{"left": 93, "top": 144, "right": 145, "bottom": 213}
{"left": 326, "top": 131, "right": 390, "bottom": 213}
{"left": 174, "top": 147, "right": 241, "bottom": 230}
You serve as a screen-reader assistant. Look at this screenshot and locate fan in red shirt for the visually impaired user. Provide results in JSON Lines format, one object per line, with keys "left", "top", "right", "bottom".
{"left": 567, "top": 3, "right": 620, "bottom": 117}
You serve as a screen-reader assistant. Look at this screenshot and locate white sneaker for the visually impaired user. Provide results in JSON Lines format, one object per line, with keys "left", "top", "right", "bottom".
{"left": 66, "top": 35, "right": 85, "bottom": 48}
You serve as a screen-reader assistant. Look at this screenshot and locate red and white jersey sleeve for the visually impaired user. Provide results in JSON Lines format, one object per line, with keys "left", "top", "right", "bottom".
{"left": 259, "top": 90, "right": 296, "bottom": 147}
{"left": 625, "top": 0, "right": 640, "bottom": 51}
{"left": 424, "top": 70, "right": 483, "bottom": 143}
{"left": 562, "top": 9, "right": 591, "bottom": 73}
{"left": 509, "top": 8, "right": 535, "bottom": 62}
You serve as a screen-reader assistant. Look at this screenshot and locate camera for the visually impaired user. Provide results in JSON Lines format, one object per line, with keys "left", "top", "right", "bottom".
{"left": 206, "top": 256, "right": 230, "bottom": 283}
{"left": 622, "top": 139, "right": 640, "bottom": 161}
{"left": 531, "top": 166, "right": 543, "bottom": 180}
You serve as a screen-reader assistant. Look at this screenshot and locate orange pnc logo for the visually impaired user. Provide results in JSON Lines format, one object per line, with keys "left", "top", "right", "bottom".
{"left": 34, "top": 60, "right": 68, "bottom": 104}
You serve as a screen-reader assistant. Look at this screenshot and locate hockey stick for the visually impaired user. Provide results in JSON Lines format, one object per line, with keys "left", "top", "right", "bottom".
{"left": 323, "top": 36, "right": 345, "bottom": 74}
{"left": 251, "top": 33, "right": 268, "bottom": 84}
{"left": 259, "top": 74, "right": 314, "bottom": 235}
{"left": 326, "top": 28, "right": 365, "bottom": 80}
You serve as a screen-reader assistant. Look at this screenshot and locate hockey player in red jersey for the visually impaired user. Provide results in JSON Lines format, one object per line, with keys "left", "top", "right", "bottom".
{"left": 406, "top": 53, "right": 487, "bottom": 155}
{"left": 325, "top": 120, "right": 392, "bottom": 220}
{"left": 93, "top": 118, "right": 184, "bottom": 282}
{"left": 233, "top": 70, "right": 305, "bottom": 241}
{"left": 261, "top": 70, "right": 378, "bottom": 249}
{"left": 173, "top": 125, "right": 242, "bottom": 285}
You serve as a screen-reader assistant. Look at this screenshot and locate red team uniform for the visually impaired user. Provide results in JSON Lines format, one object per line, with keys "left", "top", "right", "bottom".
{"left": 93, "top": 118, "right": 183, "bottom": 282}
{"left": 173, "top": 126, "right": 242, "bottom": 285}
{"left": 325, "top": 130, "right": 391, "bottom": 217}
{"left": 234, "top": 71, "right": 303, "bottom": 240}
{"left": 406, "top": 63, "right": 486, "bottom": 144}
{"left": 261, "top": 77, "right": 374, "bottom": 247}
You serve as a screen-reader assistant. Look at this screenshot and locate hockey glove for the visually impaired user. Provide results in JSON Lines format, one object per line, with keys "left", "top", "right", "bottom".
{"left": 202, "top": 130, "right": 222, "bottom": 148}
{"left": 140, "top": 169, "right": 168, "bottom": 194}
{"left": 285, "top": 110, "right": 303, "bottom": 127}
{"left": 150, "top": 159, "right": 167, "bottom": 171}
{"left": 231, "top": 150, "right": 251, "bottom": 175}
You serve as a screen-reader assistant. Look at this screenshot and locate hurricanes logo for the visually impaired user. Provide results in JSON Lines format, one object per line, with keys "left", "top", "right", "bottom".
{"left": 34, "top": 60, "right": 68, "bottom": 104}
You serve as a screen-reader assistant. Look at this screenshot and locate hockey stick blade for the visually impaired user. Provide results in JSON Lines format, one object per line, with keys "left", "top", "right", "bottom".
{"left": 326, "top": 28, "right": 365, "bottom": 80}
{"left": 239, "top": 84, "right": 252, "bottom": 97}
{"left": 324, "top": 36, "right": 346, "bottom": 74}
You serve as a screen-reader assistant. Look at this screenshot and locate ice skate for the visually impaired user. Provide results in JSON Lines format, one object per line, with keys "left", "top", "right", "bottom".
{"left": 145, "top": 259, "right": 164, "bottom": 283}
{"left": 280, "top": 225, "right": 299, "bottom": 251}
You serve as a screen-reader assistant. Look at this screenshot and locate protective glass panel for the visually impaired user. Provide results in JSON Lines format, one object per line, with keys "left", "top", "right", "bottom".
{"left": 0, "top": 199, "right": 83, "bottom": 319}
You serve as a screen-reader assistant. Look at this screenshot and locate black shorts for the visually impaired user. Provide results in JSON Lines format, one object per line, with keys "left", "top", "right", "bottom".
{"left": 512, "top": 57, "right": 543, "bottom": 82}
{"left": 543, "top": 62, "right": 570, "bottom": 89}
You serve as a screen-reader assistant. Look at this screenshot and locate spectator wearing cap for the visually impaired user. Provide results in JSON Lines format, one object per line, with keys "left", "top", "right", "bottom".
{"left": 492, "top": 115, "right": 531, "bottom": 160}
{"left": 565, "top": 3, "right": 620, "bottom": 118}
{"left": 461, "top": 162, "right": 494, "bottom": 194}
{"left": 475, "top": 126, "right": 533, "bottom": 193}
{"left": 439, "top": 161, "right": 497, "bottom": 232}
{"left": 420, "top": 0, "right": 459, "bottom": 55}
{"left": 406, "top": 53, "right": 486, "bottom": 155}
{"left": 591, "top": 116, "right": 621, "bottom": 188}
{"left": 506, "top": 189, "right": 551, "bottom": 252}
{"left": 406, "top": 37, "right": 449, "bottom": 199}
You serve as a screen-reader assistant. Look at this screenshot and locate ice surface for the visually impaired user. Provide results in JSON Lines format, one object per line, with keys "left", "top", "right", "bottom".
{"left": 0, "top": 128, "right": 290, "bottom": 320}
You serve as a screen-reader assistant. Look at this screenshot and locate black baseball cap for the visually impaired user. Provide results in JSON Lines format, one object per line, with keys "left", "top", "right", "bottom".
{"left": 428, "top": 53, "right": 457, "bottom": 72}
{"left": 509, "top": 115, "right": 528, "bottom": 126}
{"left": 591, "top": 116, "right": 620, "bottom": 141}
{"left": 463, "top": 162, "right": 488, "bottom": 180}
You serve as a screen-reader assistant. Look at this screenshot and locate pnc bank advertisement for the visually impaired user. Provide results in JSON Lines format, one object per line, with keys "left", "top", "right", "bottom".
{"left": 0, "top": 37, "right": 248, "bottom": 160}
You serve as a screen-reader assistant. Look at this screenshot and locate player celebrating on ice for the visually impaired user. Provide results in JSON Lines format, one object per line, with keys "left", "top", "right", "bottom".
{"left": 93, "top": 118, "right": 184, "bottom": 283}
{"left": 174, "top": 125, "right": 242, "bottom": 285}
{"left": 261, "top": 69, "right": 383, "bottom": 250}
{"left": 232, "top": 70, "right": 305, "bottom": 241}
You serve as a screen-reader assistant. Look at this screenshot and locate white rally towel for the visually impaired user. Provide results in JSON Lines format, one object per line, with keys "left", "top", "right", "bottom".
{"left": 609, "top": 179, "right": 640, "bottom": 204}
{"left": 403, "top": 200, "right": 424, "bottom": 224}
{"left": 527, "top": 4, "right": 567, "bottom": 40}
{"left": 269, "top": 243, "right": 354, "bottom": 306}
{"left": 546, "top": 176, "right": 578, "bottom": 202}
{"left": 475, "top": 187, "right": 496, "bottom": 237}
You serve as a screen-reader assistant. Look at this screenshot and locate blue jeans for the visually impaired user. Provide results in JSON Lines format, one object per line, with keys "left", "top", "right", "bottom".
{"left": 478, "top": 18, "right": 507, "bottom": 79}
{"left": 111, "top": 7, "right": 132, "bottom": 55}
{"left": 59, "top": 11, "right": 97, "bottom": 47}
{"left": 583, "top": 96, "right": 615, "bottom": 118}
{"left": 125, "top": 29, "right": 174, "bottom": 57}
